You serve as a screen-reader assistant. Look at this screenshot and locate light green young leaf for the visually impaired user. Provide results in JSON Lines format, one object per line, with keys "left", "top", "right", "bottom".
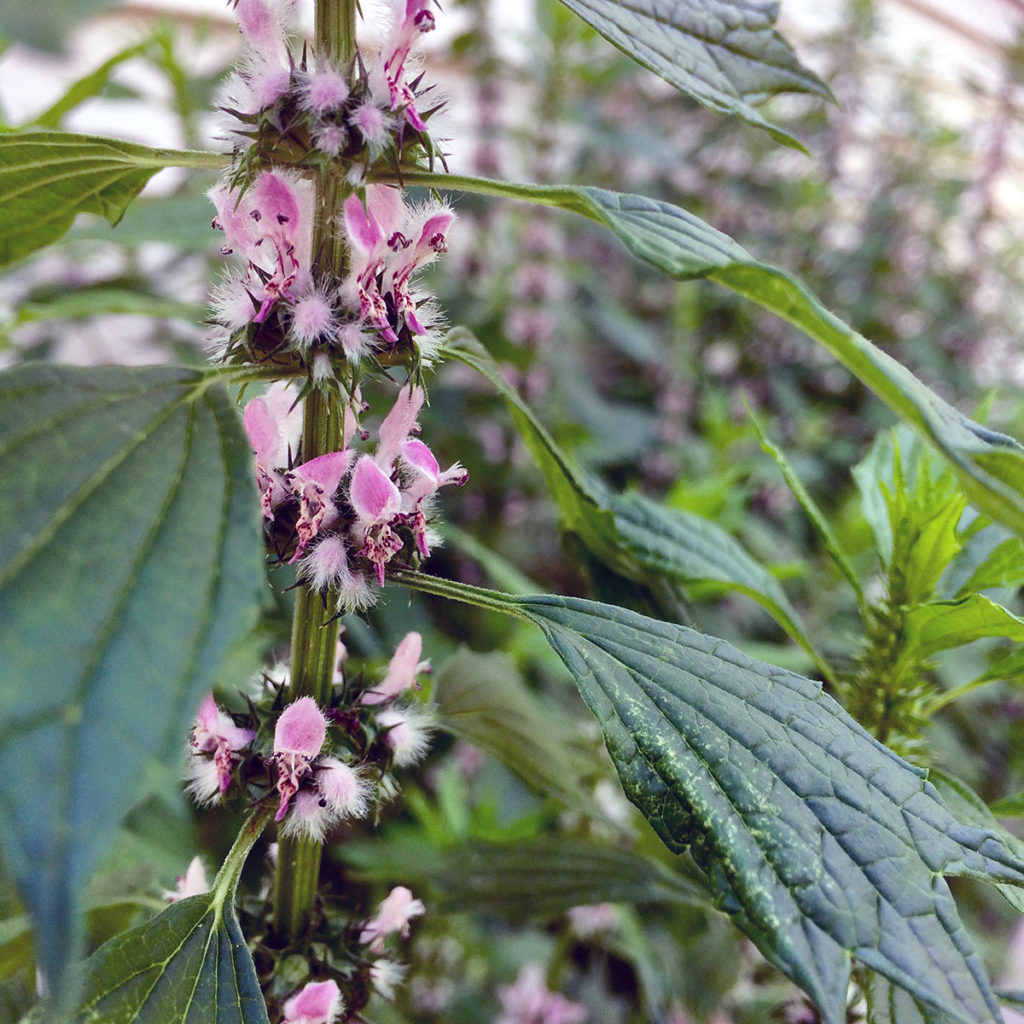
{"left": 393, "top": 572, "right": 1024, "bottom": 1024}
{"left": 956, "top": 535, "right": 1024, "bottom": 597}
{"left": 0, "top": 364, "right": 267, "bottom": 999}
{"left": 0, "top": 130, "right": 223, "bottom": 266}
{"left": 62, "top": 810, "right": 270, "bottom": 1024}
{"left": 556, "top": 0, "right": 830, "bottom": 150}
{"left": 433, "top": 647, "right": 602, "bottom": 817}
{"left": 412, "top": 175, "right": 1024, "bottom": 542}
{"left": 445, "top": 332, "right": 826, "bottom": 673}
{"left": 906, "top": 595, "right": 1024, "bottom": 658}
{"left": 990, "top": 791, "right": 1024, "bottom": 818}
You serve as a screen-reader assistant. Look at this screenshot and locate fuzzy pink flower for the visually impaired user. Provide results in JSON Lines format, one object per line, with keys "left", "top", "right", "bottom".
{"left": 273, "top": 697, "right": 328, "bottom": 820}
{"left": 300, "top": 68, "right": 350, "bottom": 114}
{"left": 187, "top": 694, "right": 255, "bottom": 802}
{"left": 359, "top": 886, "right": 425, "bottom": 952}
{"left": 209, "top": 172, "right": 312, "bottom": 323}
{"left": 289, "top": 288, "right": 337, "bottom": 347}
{"left": 380, "top": 0, "right": 437, "bottom": 131}
{"left": 349, "top": 455, "right": 404, "bottom": 585}
{"left": 377, "top": 706, "right": 432, "bottom": 767}
{"left": 165, "top": 856, "right": 209, "bottom": 902}
{"left": 362, "top": 632, "right": 428, "bottom": 705}
{"left": 315, "top": 756, "right": 372, "bottom": 817}
{"left": 351, "top": 101, "right": 393, "bottom": 150}
{"left": 283, "top": 979, "right": 343, "bottom": 1024}
{"left": 284, "top": 449, "right": 351, "bottom": 562}
{"left": 243, "top": 382, "right": 303, "bottom": 518}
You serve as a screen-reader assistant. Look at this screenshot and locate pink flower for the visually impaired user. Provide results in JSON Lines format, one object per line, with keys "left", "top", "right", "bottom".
{"left": 496, "top": 964, "right": 587, "bottom": 1024}
{"left": 283, "top": 979, "right": 343, "bottom": 1024}
{"left": 377, "top": 706, "right": 432, "bottom": 767}
{"left": 380, "top": 0, "right": 437, "bottom": 131}
{"left": 284, "top": 449, "right": 351, "bottom": 562}
{"left": 299, "top": 68, "right": 350, "bottom": 115}
{"left": 362, "top": 632, "right": 428, "bottom": 705}
{"left": 187, "top": 694, "right": 254, "bottom": 803}
{"left": 242, "top": 382, "right": 303, "bottom": 518}
{"left": 359, "top": 886, "right": 425, "bottom": 951}
{"left": 165, "top": 856, "right": 209, "bottom": 902}
{"left": 315, "top": 757, "right": 372, "bottom": 817}
{"left": 273, "top": 697, "right": 328, "bottom": 820}
{"left": 349, "top": 454, "right": 404, "bottom": 586}
{"left": 209, "top": 172, "right": 312, "bottom": 323}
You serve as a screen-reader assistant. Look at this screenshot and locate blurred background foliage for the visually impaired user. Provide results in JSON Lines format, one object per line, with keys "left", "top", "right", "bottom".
{"left": 2, "top": 0, "right": 1024, "bottom": 1020}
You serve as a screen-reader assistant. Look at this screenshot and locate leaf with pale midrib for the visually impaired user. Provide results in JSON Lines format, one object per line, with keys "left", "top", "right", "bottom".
{"left": 393, "top": 572, "right": 1024, "bottom": 1024}
{"left": 556, "top": 0, "right": 830, "bottom": 149}
{"left": 516, "top": 594, "right": 1024, "bottom": 1024}
{"left": 0, "top": 364, "right": 267, "bottom": 1000}
{"left": 0, "top": 131, "right": 221, "bottom": 266}
{"left": 420, "top": 176, "right": 1024, "bottom": 542}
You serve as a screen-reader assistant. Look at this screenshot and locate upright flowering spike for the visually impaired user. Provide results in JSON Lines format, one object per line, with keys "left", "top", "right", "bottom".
{"left": 363, "top": 631, "right": 428, "bottom": 705}
{"left": 359, "top": 885, "right": 426, "bottom": 952}
{"left": 273, "top": 697, "right": 328, "bottom": 820}
{"left": 283, "top": 979, "right": 343, "bottom": 1024}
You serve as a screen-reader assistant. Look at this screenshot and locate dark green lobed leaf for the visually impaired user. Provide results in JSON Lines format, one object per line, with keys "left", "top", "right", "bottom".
{"left": 0, "top": 364, "right": 267, "bottom": 998}
{"left": 512, "top": 594, "right": 1024, "bottom": 1024}
{"left": 556, "top": 0, "right": 830, "bottom": 149}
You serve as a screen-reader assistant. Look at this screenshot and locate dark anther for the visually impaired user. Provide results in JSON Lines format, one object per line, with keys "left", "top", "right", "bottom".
{"left": 388, "top": 231, "right": 412, "bottom": 250}
{"left": 251, "top": 210, "right": 262, "bottom": 222}
{"left": 277, "top": 213, "right": 290, "bottom": 224}
{"left": 429, "top": 232, "right": 447, "bottom": 253}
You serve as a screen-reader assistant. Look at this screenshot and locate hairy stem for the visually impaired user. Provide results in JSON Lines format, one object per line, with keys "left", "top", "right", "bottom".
{"left": 271, "top": 0, "right": 356, "bottom": 946}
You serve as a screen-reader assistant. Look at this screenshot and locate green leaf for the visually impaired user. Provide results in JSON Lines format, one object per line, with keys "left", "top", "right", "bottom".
{"left": 64, "top": 810, "right": 270, "bottom": 1024}
{"left": 29, "top": 40, "right": 155, "bottom": 129}
{"left": 0, "top": 364, "right": 267, "bottom": 997}
{"left": 357, "top": 837, "right": 707, "bottom": 920}
{"left": 749, "top": 407, "right": 868, "bottom": 618}
{"left": 866, "top": 971, "right": 961, "bottom": 1024}
{"left": 0, "top": 130, "right": 223, "bottom": 267}
{"left": 433, "top": 647, "right": 603, "bottom": 817}
{"left": 905, "top": 595, "right": 1024, "bottom": 658}
{"left": 9, "top": 288, "right": 202, "bottom": 328}
{"left": 990, "top": 791, "right": 1024, "bottom": 818}
{"left": 393, "top": 572, "right": 1024, "bottom": 1024}
{"left": 555, "top": 0, "right": 830, "bottom": 150}
{"left": 956, "top": 535, "right": 1024, "bottom": 596}
{"left": 417, "top": 176, "right": 1024, "bottom": 542}
{"left": 446, "top": 332, "right": 826, "bottom": 673}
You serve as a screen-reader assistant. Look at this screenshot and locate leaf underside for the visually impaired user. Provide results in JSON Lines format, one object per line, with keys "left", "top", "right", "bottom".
{"left": 556, "top": 0, "right": 830, "bottom": 148}
{"left": 509, "top": 594, "right": 1024, "bottom": 1024}
{"left": 0, "top": 364, "right": 266, "bottom": 994}
{"left": 0, "top": 130, "right": 220, "bottom": 267}
{"left": 66, "top": 895, "right": 269, "bottom": 1024}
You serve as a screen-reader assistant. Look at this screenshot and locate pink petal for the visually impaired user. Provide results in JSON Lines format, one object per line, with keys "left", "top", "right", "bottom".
{"left": 400, "top": 438, "right": 439, "bottom": 480}
{"left": 243, "top": 398, "right": 280, "bottom": 464}
{"left": 350, "top": 456, "right": 401, "bottom": 523}
{"left": 343, "top": 194, "right": 383, "bottom": 255}
{"left": 252, "top": 172, "right": 301, "bottom": 232}
{"left": 292, "top": 450, "right": 351, "bottom": 496}
{"left": 283, "top": 979, "right": 342, "bottom": 1024}
{"left": 274, "top": 697, "right": 327, "bottom": 758}
{"left": 376, "top": 386, "right": 424, "bottom": 469}
{"left": 363, "top": 631, "right": 424, "bottom": 705}
{"left": 366, "top": 185, "right": 405, "bottom": 237}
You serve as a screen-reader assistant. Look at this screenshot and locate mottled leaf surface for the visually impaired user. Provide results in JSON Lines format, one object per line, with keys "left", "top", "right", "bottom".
{"left": 0, "top": 364, "right": 266, "bottom": 994}
{"left": 0, "top": 130, "right": 221, "bottom": 266}
{"left": 513, "top": 594, "right": 1024, "bottom": 1024}
{"left": 556, "top": 0, "right": 829, "bottom": 148}
{"left": 63, "top": 812, "right": 270, "bottom": 1024}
